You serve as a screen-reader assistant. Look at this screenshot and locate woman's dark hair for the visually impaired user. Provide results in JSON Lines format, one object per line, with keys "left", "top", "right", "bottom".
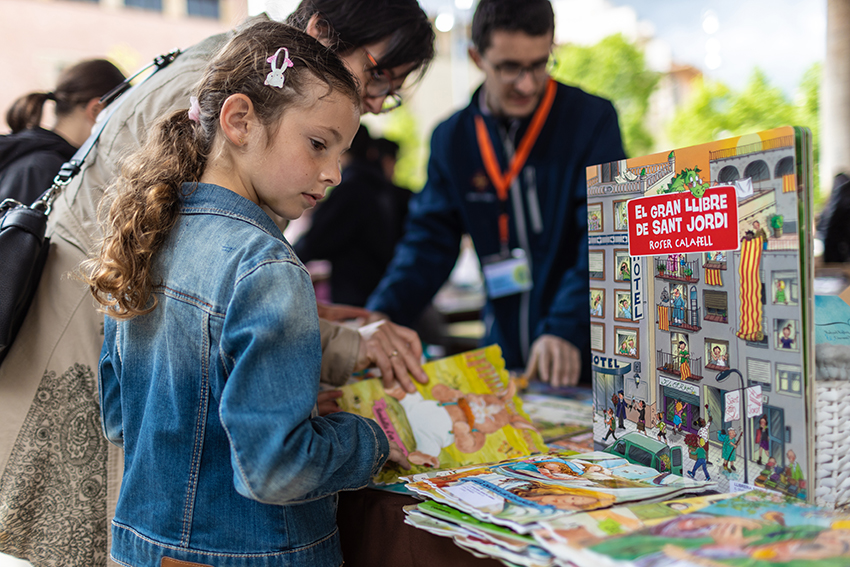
{"left": 286, "top": 0, "right": 435, "bottom": 79}
{"left": 471, "top": 0, "right": 555, "bottom": 53}
{"left": 6, "top": 59, "right": 125, "bottom": 133}
{"left": 85, "top": 21, "right": 359, "bottom": 318}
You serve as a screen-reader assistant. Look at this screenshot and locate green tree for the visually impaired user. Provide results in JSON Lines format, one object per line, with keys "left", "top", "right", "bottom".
{"left": 551, "top": 34, "right": 660, "bottom": 157}
{"left": 381, "top": 105, "right": 426, "bottom": 191}
{"left": 667, "top": 64, "right": 821, "bottom": 201}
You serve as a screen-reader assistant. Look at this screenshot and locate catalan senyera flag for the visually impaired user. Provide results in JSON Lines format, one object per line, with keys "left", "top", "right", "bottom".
{"left": 736, "top": 237, "right": 764, "bottom": 341}
{"left": 657, "top": 305, "right": 670, "bottom": 331}
{"left": 782, "top": 173, "right": 796, "bottom": 193}
{"left": 679, "top": 359, "right": 691, "bottom": 381}
{"left": 705, "top": 268, "right": 723, "bottom": 287}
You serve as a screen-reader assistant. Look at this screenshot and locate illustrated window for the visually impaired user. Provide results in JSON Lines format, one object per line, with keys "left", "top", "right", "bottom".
{"left": 774, "top": 319, "right": 799, "bottom": 352}
{"left": 590, "top": 288, "right": 605, "bottom": 319}
{"left": 588, "top": 203, "right": 603, "bottom": 233}
{"left": 614, "top": 327, "right": 639, "bottom": 359}
{"left": 776, "top": 363, "right": 802, "bottom": 397}
{"left": 591, "top": 323, "right": 605, "bottom": 353}
{"left": 614, "top": 249, "right": 631, "bottom": 282}
{"left": 705, "top": 339, "right": 729, "bottom": 370}
{"left": 613, "top": 200, "right": 629, "bottom": 232}
{"left": 589, "top": 250, "right": 605, "bottom": 280}
{"left": 703, "top": 290, "right": 728, "bottom": 323}
{"left": 771, "top": 271, "right": 799, "bottom": 306}
{"left": 746, "top": 358, "right": 772, "bottom": 392}
{"left": 614, "top": 289, "right": 633, "bottom": 322}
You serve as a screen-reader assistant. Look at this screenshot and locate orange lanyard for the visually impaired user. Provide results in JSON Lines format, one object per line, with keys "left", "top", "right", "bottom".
{"left": 474, "top": 78, "right": 557, "bottom": 248}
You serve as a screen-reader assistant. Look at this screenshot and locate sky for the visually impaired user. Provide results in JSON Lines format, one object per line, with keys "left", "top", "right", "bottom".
{"left": 608, "top": 0, "right": 826, "bottom": 96}
{"left": 416, "top": 0, "right": 826, "bottom": 96}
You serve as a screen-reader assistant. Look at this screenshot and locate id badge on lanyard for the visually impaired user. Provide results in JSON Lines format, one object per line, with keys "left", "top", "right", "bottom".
{"left": 474, "top": 78, "right": 556, "bottom": 301}
{"left": 481, "top": 248, "right": 532, "bottom": 299}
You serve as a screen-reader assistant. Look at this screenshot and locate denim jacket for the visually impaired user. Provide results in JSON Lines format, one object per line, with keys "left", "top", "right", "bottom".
{"left": 99, "top": 183, "right": 389, "bottom": 567}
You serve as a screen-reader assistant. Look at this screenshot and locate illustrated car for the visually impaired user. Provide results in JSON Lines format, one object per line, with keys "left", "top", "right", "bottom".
{"left": 603, "top": 431, "right": 683, "bottom": 476}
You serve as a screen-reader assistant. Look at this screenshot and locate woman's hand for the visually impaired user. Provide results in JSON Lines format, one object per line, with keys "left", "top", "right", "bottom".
{"left": 356, "top": 320, "right": 428, "bottom": 393}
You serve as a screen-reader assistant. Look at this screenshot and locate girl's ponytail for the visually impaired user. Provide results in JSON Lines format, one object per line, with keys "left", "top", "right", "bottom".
{"left": 5, "top": 92, "right": 53, "bottom": 133}
{"left": 6, "top": 59, "right": 124, "bottom": 133}
{"left": 86, "top": 109, "right": 208, "bottom": 319}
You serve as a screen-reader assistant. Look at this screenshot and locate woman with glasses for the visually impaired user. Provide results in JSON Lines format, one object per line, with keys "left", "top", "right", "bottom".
{"left": 0, "top": 3, "right": 433, "bottom": 567}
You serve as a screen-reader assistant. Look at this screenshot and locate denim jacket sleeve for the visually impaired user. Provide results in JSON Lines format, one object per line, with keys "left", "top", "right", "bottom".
{"left": 219, "top": 259, "right": 389, "bottom": 505}
{"left": 98, "top": 317, "right": 124, "bottom": 448}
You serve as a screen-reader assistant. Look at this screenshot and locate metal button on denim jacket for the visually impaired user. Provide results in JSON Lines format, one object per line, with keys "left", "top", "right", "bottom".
{"left": 98, "top": 183, "right": 389, "bottom": 567}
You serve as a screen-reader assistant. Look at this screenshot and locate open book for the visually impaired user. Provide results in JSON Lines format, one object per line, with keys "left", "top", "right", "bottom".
{"left": 336, "top": 344, "right": 547, "bottom": 485}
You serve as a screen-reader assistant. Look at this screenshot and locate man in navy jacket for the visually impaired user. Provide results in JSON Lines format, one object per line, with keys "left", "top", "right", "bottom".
{"left": 367, "top": 0, "right": 625, "bottom": 386}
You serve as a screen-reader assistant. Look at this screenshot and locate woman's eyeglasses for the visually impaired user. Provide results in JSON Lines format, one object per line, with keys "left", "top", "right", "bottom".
{"left": 363, "top": 49, "right": 403, "bottom": 113}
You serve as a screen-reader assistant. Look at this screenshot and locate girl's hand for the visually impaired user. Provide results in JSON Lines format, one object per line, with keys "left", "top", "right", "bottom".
{"left": 317, "top": 389, "right": 343, "bottom": 416}
{"left": 387, "top": 440, "right": 411, "bottom": 470}
{"left": 316, "top": 301, "right": 371, "bottom": 322}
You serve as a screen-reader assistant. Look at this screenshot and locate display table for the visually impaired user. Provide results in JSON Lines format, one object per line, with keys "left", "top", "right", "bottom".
{"left": 337, "top": 488, "right": 502, "bottom": 567}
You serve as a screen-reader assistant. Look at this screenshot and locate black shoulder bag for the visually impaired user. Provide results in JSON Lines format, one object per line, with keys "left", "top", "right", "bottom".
{"left": 0, "top": 49, "right": 180, "bottom": 366}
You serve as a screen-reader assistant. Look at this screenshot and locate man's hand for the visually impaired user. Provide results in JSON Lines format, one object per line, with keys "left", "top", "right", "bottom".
{"left": 525, "top": 334, "right": 580, "bottom": 387}
{"left": 356, "top": 320, "right": 429, "bottom": 393}
{"left": 316, "top": 302, "right": 371, "bottom": 322}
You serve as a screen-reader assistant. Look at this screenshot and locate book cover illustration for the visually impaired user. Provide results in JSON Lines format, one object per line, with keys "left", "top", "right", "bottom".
{"left": 530, "top": 493, "right": 733, "bottom": 562}
{"left": 586, "top": 127, "right": 814, "bottom": 500}
{"left": 574, "top": 489, "right": 850, "bottom": 567}
{"left": 403, "top": 502, "right": 554, "bottom": 567}
{"left": 402, "top": 451, "right": 710, "bottom": 533}
{"left": 336, "top": 345, "right": 547, "bottom": 484}
{"left": 520, "top": 392, "right": 594, "bottom": 443}
{"left": 814, "top": 294, "right": 850, "bottom": 381}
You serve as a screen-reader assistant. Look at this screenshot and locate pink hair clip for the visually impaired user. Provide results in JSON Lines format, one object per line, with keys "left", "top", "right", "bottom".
{"left": 265, "top": 47, "right": 294, "bottom": 89}
{"left": 188, "top": 96, "right": 201, "bottom": 123}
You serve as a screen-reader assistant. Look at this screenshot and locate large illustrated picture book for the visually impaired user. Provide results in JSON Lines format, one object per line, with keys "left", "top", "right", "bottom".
{"left": 585, "top": 127, "right": 815, "bottom": 500}
{"left": 336, "top": 344, "right": 547, "bottom": 484}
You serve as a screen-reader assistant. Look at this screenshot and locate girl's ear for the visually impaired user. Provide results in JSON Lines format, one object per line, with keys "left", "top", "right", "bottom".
{"left": 219, "top": 94, "right": 256, "bottom": 147}
{"left": 306, "top": 13, "right": 333, "bottom": 47}
{"left": 84, "top": 97, "right": 104, "bottom": 123}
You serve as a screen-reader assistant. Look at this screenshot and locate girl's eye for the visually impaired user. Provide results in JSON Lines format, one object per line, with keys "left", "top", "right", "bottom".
{"left": 310, "top": 139, "right": 326, "bottom": 151}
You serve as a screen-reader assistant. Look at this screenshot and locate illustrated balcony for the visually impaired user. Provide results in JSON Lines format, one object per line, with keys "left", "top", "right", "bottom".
{"left": 654, "top": 258, "right": 700, "bottom": 283}
{"left": 656, "top": 350, "right": 703, "bottom": 381}
{"left": 656, "top": 304, "right": 701, "bottom": 332}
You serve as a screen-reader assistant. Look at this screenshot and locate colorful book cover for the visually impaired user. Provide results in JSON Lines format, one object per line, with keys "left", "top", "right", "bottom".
{"left": 336, "top": 344, "right": 547, "bottom": 484}
{"left": 586, "top": 127, "right": 815, "bottom": 501}
{"left": 530, "top": 493, "right": 733, "bottom": 563}
{"left": 575, "top": 488, "right": 850, "bottom": 567}
{"left": 402, "top": 451, "right": 711, "bottom": 533}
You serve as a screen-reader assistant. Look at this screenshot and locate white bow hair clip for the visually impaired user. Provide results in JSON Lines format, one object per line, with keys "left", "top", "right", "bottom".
{"left": 265, "top": 47, "right": 294, "bottom": 89}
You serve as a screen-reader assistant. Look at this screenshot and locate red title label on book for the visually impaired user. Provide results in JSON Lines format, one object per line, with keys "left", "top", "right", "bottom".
{"left": 627, "top": 186, "right": 739, "bottom": 257}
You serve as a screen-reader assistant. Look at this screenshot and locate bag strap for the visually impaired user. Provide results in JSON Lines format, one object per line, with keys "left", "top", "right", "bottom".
{"left": 21, "top": 49, "right": 181, "bottom": 216}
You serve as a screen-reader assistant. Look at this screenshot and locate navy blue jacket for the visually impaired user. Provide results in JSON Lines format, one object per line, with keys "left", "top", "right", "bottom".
{"left": 367, "top": 81, "right": 625, "bottom": 377}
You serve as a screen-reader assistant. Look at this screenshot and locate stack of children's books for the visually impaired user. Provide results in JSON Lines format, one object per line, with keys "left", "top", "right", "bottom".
{"left": 337, "top": 127, "right": 850, "bottom": 566}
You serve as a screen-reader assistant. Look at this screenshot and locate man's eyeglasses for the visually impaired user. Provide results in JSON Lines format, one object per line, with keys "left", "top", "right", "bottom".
{"left": 363, "top": 49, "right": 403, "bottom": 113}
{"left": 488, "top": 55, "right": 557, "bottom": 84}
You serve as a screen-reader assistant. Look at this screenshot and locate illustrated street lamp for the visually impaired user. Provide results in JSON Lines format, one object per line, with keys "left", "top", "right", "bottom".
{"left": 716, "top": 368, "right": 749, "bottom": 484}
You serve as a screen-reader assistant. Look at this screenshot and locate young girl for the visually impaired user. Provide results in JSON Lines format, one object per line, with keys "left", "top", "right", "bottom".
{"left": 85, "top": 22, "right": 405, "bottom": 567}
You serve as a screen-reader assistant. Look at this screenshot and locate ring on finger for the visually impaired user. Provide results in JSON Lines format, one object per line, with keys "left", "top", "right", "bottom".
{"left": 390, "top": 350, "right": 399, "bottom": 357}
